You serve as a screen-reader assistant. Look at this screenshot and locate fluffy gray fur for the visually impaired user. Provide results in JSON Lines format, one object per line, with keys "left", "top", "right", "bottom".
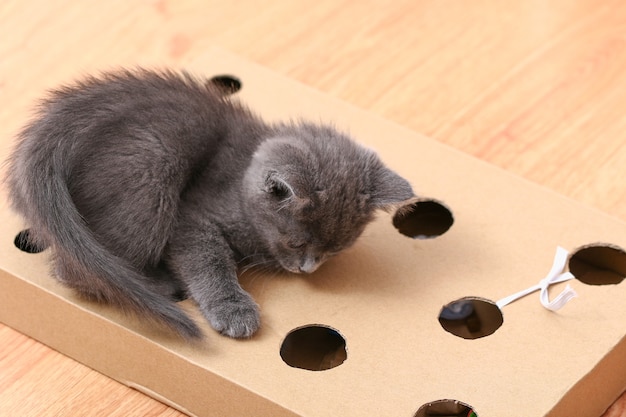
{"left": 6, "top": 69, "right": 414, "bottom": 340}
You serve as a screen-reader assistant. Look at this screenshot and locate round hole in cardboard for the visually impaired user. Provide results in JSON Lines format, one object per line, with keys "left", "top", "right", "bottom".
{"left": 414, "top": 399, "right": 477, "bottom": 417}
{"left": 280, "top": 325, "right": 347, "bottom": 371}
{"left": 208, "top": 75, "right": 242, "bottom": 95}
{"left": 438, "top": 297, "right": 503, "bottom": 340}
{"left": 392, "top": 199, "right": 453, "bottom": 239}
{"left": 14, "top": 229, "right": 47, "bottom": 254}
{"left": 568, "top": 244, "right": 626, "bottom": 285}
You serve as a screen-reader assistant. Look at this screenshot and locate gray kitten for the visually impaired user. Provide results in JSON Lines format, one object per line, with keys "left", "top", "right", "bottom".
{"left": 6, "top": 69, "right": 414, "bottom": 340}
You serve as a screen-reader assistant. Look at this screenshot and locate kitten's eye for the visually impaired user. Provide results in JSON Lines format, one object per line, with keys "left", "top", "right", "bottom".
{"left": 327, "top": 244, "right": 347, "bottom": 255}
{"left": 327, "top": 249, "right": 342, "bottom": 257}
{"left": 287, "top": 241, "right": 306, "bottom": 250}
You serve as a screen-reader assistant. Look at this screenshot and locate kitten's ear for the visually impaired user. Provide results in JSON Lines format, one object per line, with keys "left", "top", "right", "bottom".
{"left": 369, "top": 166, "right": 414, "bottom": 210}
{"left": 264, "top": 171, "right": 294, "bottom": 200}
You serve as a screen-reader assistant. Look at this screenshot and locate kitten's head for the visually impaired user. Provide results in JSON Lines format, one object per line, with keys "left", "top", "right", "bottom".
{"left": 244, "top": 122, "right": 414, "bottom": 274}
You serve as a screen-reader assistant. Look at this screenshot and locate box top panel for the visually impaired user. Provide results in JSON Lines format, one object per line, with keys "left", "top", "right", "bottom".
{"left": 1, "top": 48, "right": 625, "bottom": 417}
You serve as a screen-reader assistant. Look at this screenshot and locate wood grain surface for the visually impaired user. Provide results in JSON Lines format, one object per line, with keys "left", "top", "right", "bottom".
{"left": 1, "top": 1, "right": 624, "bottom": 416}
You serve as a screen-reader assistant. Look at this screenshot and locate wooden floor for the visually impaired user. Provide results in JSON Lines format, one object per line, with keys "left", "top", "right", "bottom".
{"left": 1, "top": 1, "right": 625, "bottom": 416}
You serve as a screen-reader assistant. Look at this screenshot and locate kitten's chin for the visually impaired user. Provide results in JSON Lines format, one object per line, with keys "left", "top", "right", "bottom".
{"left": 278, "top": 260, "right": 322, "bottom": 275}
{"left": 271, "top": 249, "right": 328, "bottom": 274}
{"left": 278, "top": 263, "right": 305, "bottom": 275}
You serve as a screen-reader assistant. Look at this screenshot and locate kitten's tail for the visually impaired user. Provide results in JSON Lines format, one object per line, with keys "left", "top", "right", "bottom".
{"left": 9, "top": 160, "right": 203, "bottom": 340}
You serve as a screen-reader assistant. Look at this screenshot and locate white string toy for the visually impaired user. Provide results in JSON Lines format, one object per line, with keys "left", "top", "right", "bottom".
{"left": 496, "top": 246, "right": 577, "bottom": 311}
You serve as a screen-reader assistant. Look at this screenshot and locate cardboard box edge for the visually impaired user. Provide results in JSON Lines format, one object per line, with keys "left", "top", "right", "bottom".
{"left": 0, "top": 266, "right": 301, "bottom": 417}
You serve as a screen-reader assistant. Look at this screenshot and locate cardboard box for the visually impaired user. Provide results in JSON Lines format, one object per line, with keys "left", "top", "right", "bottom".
{"left": 1, "top": 48, "right": 625, "bottom": 417}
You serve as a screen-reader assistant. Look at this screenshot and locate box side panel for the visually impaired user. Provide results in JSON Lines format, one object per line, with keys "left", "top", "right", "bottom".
{"left": 0, "top": 267, "right": 299, "bottom": 417}
{"left": 546, "top": 335, "right": 626, "bottom": 417}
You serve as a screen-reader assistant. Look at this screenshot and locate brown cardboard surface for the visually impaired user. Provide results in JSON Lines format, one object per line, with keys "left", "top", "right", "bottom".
{"left": 1, "top": 48, "right": 625, "bottom": 417}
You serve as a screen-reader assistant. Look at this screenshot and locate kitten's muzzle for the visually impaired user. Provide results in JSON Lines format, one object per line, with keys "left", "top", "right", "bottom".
{"left": 298, "top": 255, "right": 322, "bottom": 274}
{"left": 298, "top": 263, "right": 318, "bottom": 274}
{"left": 280, "top": 255, "right": 322, "bottom": 274}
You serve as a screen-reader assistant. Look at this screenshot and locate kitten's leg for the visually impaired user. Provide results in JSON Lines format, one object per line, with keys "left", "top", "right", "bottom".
{"left": 165, "top": 222, "right": 260, "bottom": 338}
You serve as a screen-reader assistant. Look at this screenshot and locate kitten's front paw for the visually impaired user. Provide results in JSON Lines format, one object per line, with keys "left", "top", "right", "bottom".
{"left": 206, "top": 292, "right": 260, "bottom": 338}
